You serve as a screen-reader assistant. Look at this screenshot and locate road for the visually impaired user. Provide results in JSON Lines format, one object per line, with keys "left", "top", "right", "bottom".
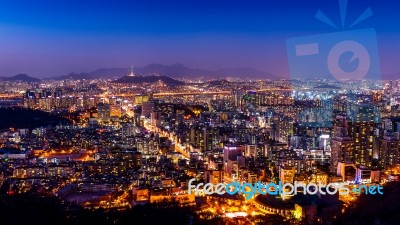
{"left": 143, "top": 119, "right": 190, "bottom": 159}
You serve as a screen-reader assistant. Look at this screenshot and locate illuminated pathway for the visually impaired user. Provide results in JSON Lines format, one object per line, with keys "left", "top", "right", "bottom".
{"left": 143, "top": 119, "right": 190, "bottom": 159}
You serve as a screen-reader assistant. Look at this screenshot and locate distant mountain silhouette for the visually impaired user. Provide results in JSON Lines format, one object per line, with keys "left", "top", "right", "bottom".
{"left": 313, "top": 84, "right": 341, "bottom": 89}
{"left": 215, "top": 67, "right": 275, "bottom": 79}
{"left": 1, "top": 74, "right": 41, "bottom": 83}
{"left": 52, "top": 64, "right": 279, "bottom": 80}
{"left": 206, "top": 79, "right": 231, "bottom": 86}
{"left": 112, "top": 75, "right": 184, "bottom": 86}
{"left": 55, "top": 72, "right": 93, "bottom": 80}
{"left": 148, "top": 63, "right": 213, "bottom": 77}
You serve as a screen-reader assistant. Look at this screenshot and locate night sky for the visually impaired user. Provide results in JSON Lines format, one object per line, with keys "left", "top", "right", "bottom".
{"left": 0, "top": 0, "right": 399, "bottom": 77}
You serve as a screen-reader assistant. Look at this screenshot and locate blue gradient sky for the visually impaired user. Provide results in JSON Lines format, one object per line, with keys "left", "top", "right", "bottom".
{"left": 0, "top": 0, "right": 399, "bottom": 77}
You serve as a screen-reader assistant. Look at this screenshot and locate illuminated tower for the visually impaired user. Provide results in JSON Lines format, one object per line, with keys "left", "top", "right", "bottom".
{"left": 128, "top": 66, "right": 135, "bottom": 77}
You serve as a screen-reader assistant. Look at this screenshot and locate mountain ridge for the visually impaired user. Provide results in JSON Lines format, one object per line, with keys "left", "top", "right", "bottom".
{"left": 50, "top": 64, "right": 279, "bottom": 80}
{"left": 1, "top": 74, "right": 41, "bottom": 83}
{"left": 112, "top": 75, "right": 185, "bottom": 86}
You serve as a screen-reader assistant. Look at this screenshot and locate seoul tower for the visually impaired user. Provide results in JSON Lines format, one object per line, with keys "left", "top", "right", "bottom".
{"left": 128, "top": 66, "right": 135, "bottom": 77}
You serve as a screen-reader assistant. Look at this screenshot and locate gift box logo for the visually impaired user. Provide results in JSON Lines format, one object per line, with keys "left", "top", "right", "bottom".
{"left": 287, "top": 0, "right": 381, "bottom": 83}
{"left": 286, "top": 0, "right": 382, "bottom": 128}
{"left": 287, "top": 28, "right": 381, "bottom": 83}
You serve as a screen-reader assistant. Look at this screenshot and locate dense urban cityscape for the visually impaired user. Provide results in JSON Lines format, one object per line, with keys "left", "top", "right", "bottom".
{"left": 2, "top": 0, "right": 400, "bottom": 225}
{"left": 0, "top": 69, "right": 400, "bottom": 224}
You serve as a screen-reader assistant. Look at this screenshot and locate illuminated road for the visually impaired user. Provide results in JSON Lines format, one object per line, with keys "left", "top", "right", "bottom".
{"left": 0, "top": 94, "right": 21, "bottom": 98}
{"left": 143, "top": 119, "right": 190, "bottom": 159}
{"left": 105, "top": 88, "right": 293, "bottom": 98}
{"left": 152, "top": 88, "right": 291, "bottom": 97}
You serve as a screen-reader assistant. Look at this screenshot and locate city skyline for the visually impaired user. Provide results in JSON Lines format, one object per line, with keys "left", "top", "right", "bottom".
{"left": 1, "top": 0, "right": 400, "bottom": 77}
{"left": 2, "top": 1, "right": 400, "bottom": 224}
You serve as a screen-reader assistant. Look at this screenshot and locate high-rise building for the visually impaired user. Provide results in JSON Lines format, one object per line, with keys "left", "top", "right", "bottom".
{"left": 135, "top": 94, "right": 149, "bottom": 105}
{"left": 121, "top": 123, "right": 135, "bottom": 140}
{"left": 135, "top": 136, "right": 158, "bottom": 155}
{"left": 97, "top": 104, "right": 110, "bottom": 123}
{"left": 142, "top": 102, "right": 155, "bottom": 117}
{"left": 150, "top": 111, "right": 162, "bottom": 127}
{"left": 279, "top": 166, "right": 295, "bottom": 183}
{"left": 110, "top": 105, "right": 122, "bottom": 118}
{"left": 23, "top": 90, "right": 36, "bottom": 109}
{"left": 190, "top": 126, "right": 205, "bottom": 150}
{"left": 331, "top": 115, "right": 354, "bottom": 173}
{"left": 204, "top": 170, "right": 224, "bottom": 185}
{"left": 347, "top": 104, "right": 378, "bottom": 167}
{"left": 379, "top": 135, "right": 400, "bottom": 169}
{"left": 232, "top": 90, "right": 246, "bottom": 108}
{"left": 244, "top": 144, "right": 257, "bottom": 158}
{"left": 38, "top": 97, "right": 53, "bottom": 111}
{"left": 204, "top": 127, "right": 219, "bottom": 152}
{"left": 276, "top": 116, "right": 294, "bottom": 143}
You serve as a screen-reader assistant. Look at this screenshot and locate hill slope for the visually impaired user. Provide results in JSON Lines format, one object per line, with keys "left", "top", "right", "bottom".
{"left": 52, "top": 64, "right": 278, "bottom": 80}
{"left": 1, "top": 74, "right": 41, "bottom": 83}
{"left": 112, "top": 75, "right": 184, "bottom": 86}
